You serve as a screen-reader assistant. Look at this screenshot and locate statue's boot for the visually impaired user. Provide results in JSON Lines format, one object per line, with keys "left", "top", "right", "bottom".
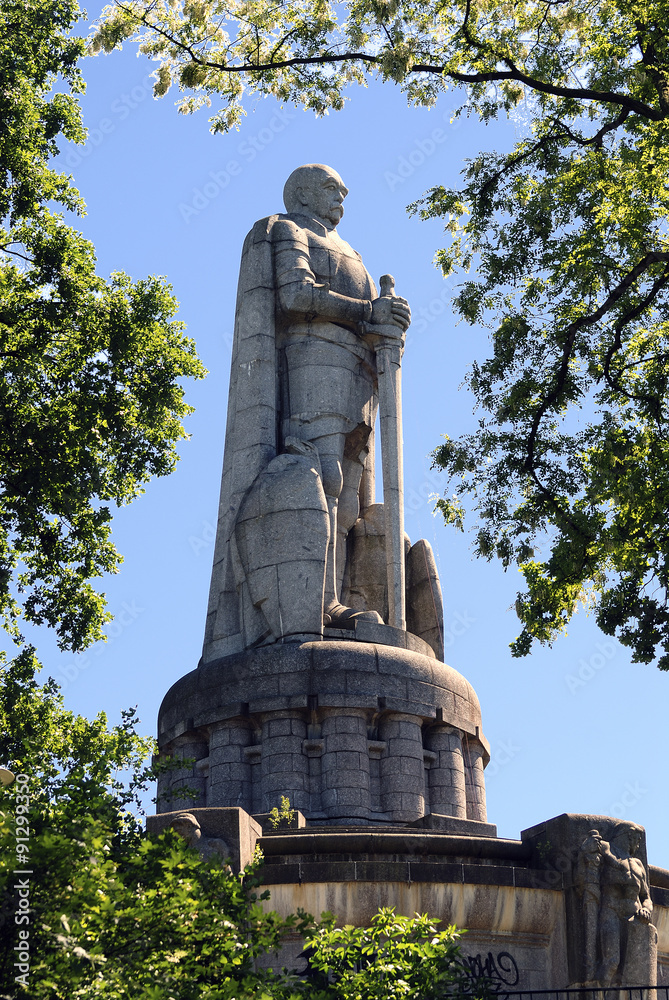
{"left": 323, "top": 497, "right": 383, "bottom": 630}
{"left": 324, "top": 601, "right": 383, "bottom": 630}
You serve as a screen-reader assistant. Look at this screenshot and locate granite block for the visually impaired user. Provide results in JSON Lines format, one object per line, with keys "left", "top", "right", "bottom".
{"left": 322, "top": 768, "right": 369, "bottom": 790}
{"left": 301, "top": 861, "right": 356, "bottom": 882}
{"left": 514, "top": 867, "right": 563, "bottom": 890}
{"left": 462, "top": 864, "right": 515, "bottom": 887}
{"left": 209, "top": 745, "right": 243, "bottom": 765}
{"left": 356, "top": 861, "right": 410, "bottom": 882}
{"left": 267, "top": 718, "right": 293, "bottom": 737}
{"left": 409, "top": 861, "right": 465, "bottom": 883}
{"left": 259, "top": 863, "right": 302, "bottom": 884}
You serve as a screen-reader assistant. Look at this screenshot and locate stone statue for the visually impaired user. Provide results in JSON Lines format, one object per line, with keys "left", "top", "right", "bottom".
{"left": 202, "top": 163, "right": 444, "bottom": 660}
{"left": 576, "top": 829, "right": 603, "bottom": 984}
{"left": 576, "top": 824, "right": 656, "bottom": 988}
{"left": 170, "top": 812, "right": 231, "bottom": 864}
{"left": 597, "top": 825, "right": 655, "bottom": 987}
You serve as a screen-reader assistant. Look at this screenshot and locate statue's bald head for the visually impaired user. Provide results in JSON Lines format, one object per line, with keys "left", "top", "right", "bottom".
{"left": 283, "top": 164, "right": 348, "bottom": 228}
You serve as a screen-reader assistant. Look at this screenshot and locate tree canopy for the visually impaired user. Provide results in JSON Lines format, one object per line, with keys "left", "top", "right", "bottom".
{"left": 1, "top": 0, "right": 205, "bottom": 656}
{"left": 0, "top": 651, "right": 299, "bottom": 999}
{"left": 95, "top": 0, "right": 669, "bottom": 670}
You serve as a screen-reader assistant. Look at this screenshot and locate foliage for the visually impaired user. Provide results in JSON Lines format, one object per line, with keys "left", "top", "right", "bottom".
{"left": 0, "top": 652, "right": 301, "bottom": 999}
{"left": 0, "top": 0, "right": 206, "bottom": 655}
{"left": 95, "top": 0, "right": 669, "bottom": 669}
{"left": 281, "top": 908, "right": 479, "bottom": 1000}
{"left": 90, "top": 0, "right": 556, "bottom": 133}
{"left": 268, "top": 794, "right": 296, "bottom": 829}
{"left": 416, "top": 3, "right": 669, "bottom": 669}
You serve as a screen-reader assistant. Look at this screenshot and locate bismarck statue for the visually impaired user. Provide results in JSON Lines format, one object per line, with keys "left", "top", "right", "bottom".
{"left": 202, "top": 163, "right": 444, "bottom": 661}
{"left": 155, "top": 164, "right": 490, "bottom": 829}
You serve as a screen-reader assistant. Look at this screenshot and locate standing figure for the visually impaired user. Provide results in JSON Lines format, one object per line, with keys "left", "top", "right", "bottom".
{"left": 576, "top": 829, "right": 604, "bottom": 984}
{"left": 273, "top": 164, "right": 410, "bottom": 628}
{"left": 202, "top": 164, "right": 442, "bottom": 660}
{"left": 597, "top": 825, "right": 655, "bottom": 987}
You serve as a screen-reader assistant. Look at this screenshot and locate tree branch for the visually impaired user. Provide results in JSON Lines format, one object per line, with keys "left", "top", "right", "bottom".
{"left": 549, "top": 108, "right": 631, "bottom": 147}
{"left": 111, "top": 2, "right": 665, "bottom": 121}
{"left": 444, "top": 65, "right": 661, "bottom": 121}
{"left": 0, "top": 244, "right": 35, "bottom": 264}
{"left": 602, "top": 265, "right": 669, "bottom": 422}
{"left": 524, "top": 252, "right": 669, "bottom": 481}
{"left": 476, "top": 133, "right": 556, "bottom": 204}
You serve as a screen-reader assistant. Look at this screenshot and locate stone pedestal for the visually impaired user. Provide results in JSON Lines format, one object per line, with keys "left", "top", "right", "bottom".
{"left": 144, "top": 802, "right": 669, "bottom": 990}
{"left": 155, "top": 633, "right": 490, "bottom": 827}
{"left": 149, "top": 630, "right": 668, "bottom": 990}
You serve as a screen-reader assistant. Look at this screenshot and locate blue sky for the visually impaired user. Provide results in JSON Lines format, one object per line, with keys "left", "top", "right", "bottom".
{"left": 26, "top": 6, "right": 668, "bottom": 870}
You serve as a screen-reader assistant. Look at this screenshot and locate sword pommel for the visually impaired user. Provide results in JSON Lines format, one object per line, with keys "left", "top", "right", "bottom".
{"left": 379, "top": 274, "right": 395, "bottom": 298}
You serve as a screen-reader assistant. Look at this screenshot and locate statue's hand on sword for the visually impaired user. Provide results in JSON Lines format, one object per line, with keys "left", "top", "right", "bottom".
{"left": 359, "top": 274, "right": 411, "bottom": 348}
{"left": 371, "top": 293, "right": 411, "bottom": 332}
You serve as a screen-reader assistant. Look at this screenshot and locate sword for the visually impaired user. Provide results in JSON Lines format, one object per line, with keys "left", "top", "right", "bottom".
{"left": 375, "top": 274, "right": 406, "bottom": 631}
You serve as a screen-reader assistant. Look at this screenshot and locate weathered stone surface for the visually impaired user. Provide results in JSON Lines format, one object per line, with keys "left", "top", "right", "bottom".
{"left": 202, "top": 163, "right": 448, "bottom": 658}
{"left": 156, "top": 734, "right": 208, "bottom": 812}
{"left": 159, "top": 642, "right": 486, "bottom": 743}
{"left": 262, "top": 860, "right": 568, "bottom": 989}
{"left": 253, "top": 815, "right": 668, "bottom": 988}
{"left": 523, "top": 813, "right": 659, "bottom": 988}
{"left": 408, "top": 813, "right": 497, "bottom": 837}
{"left": 464, "top": 742, "right": 488, "bottom": 824}
{"left": 146, "top": 807, "right": 261, "bottom": 873}
{"left": 351, "top": 618, "right": 436, "bottom": 658}
{"left": 406, "top": 539, "right": 445, "bottom": 661}
{"left": 156, "top": 641, "right": 489, "bottom": 825}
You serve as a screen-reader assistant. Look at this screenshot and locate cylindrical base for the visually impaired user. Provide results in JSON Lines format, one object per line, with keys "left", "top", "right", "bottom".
{"left": 156, "top": 640, "right": 490, "bottom": 826}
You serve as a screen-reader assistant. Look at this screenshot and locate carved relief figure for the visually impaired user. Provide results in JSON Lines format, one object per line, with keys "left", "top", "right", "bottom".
{"left": 576, "top": 829, "right": 603, "bottom": 984}
{"left": 202, "top": 163, "right": 444, "bottom": 659}
{"left": 576, "top": 824, "right": 656, "bottom": 988}
{"left": 170, "top": 812, "right": 231, "bottom": 864}
{"left": 598, "top": 825, "right": 654, "bottom": 987}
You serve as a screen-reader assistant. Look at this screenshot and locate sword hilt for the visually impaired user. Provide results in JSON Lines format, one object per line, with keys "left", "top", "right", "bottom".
{"left": 379, "top": 274, "right": 395, "bottom": 298}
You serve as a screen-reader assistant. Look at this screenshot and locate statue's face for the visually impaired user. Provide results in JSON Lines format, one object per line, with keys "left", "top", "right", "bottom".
{"left": 298, "top": 167, "right": 348, "bottom": 228}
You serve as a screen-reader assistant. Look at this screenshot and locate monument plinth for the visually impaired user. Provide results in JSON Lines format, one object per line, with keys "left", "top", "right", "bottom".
{"left": 156, "top": 162, "right": 471, "bottom": 829}
{"left": 149, "top": 163, "right": 668, "bottom": 990}
{"left": 156, "top": 637, "right": 491, "bottom": 828}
